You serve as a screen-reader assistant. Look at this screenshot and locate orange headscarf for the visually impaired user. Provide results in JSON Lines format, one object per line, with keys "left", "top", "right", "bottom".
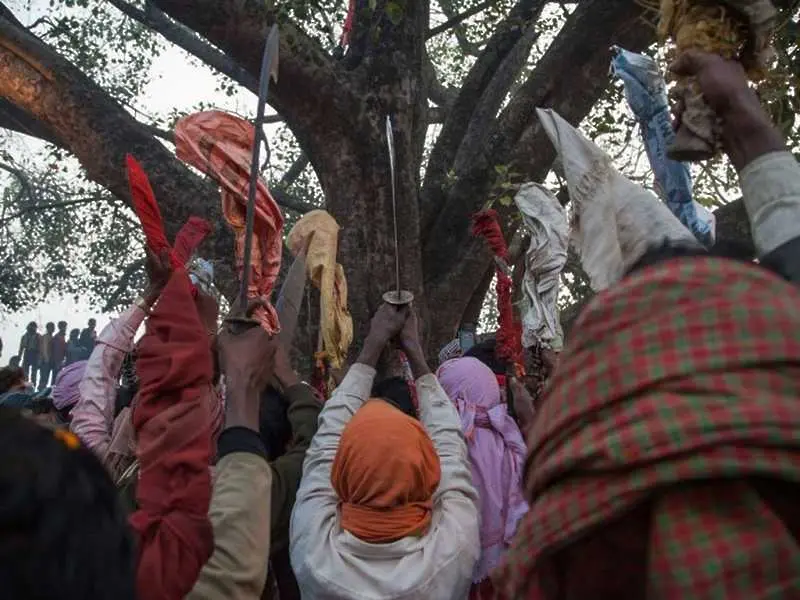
{"left": 332, "top": 399, "right": 441, "bottom": 543}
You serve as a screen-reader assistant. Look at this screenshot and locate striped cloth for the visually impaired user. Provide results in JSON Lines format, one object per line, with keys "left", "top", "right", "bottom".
{"left": 495, "top": 256, "right": 800, "bottom": 599}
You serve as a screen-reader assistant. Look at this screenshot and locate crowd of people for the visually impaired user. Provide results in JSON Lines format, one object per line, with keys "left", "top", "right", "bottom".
{"left": 0, "top": 51, "right": 798, "bottom": 600}
{"left": 3, "top": 318, "right": 98, "bottom": 389}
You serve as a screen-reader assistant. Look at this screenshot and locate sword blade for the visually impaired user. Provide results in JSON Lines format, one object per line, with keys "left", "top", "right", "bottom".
{"left": 239, "top": 24, "right": 280, "bottom": 306}
{"left": 386, "top": 115, "right": 401, "bottom": 299}
{"left": 276, "top": 243, "right": 309, "bottom": 348}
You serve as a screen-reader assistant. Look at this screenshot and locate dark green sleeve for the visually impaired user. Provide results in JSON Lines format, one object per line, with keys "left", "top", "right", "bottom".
{"left": 268, "top": 382, "right": 322, "bottom": 555}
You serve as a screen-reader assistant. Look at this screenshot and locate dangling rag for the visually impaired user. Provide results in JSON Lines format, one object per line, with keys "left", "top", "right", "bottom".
{"left": 472, "top": 209, "right": 524, "bottom": 375}
{"left": 287, "top": 210, "right": 353, "bottom": 369}
{"left": 536, "top": 107, "right": 700, "bottom": 291}
{"left": 174, "top": 111, "right": 284, "bottom": 333}
{"left": 513, "top": 184, "right": 568, "bottom": 351}
{"left": 610, "top": 47, "right": 714, "bottom": 245}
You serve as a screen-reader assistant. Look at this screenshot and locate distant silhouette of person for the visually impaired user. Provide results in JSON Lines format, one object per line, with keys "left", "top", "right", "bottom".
{"left": 79, "top": 319, "right": 97, "bottom": 353}
{"left": 66, "top": 329, "right": 88, "bottom": 365}
{"left": 52, "top": 321, "right": 68, "bottom": 380}
{"left": 38, "top": 322, "right": 55, "bottom": 390}
{"left": 18, "top": 322, "right": 40, "bottom": 389}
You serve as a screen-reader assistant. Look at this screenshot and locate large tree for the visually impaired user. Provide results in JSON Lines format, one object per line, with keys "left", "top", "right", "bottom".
{"left": 0, "top": 0, "right": 797, "bottom": 357}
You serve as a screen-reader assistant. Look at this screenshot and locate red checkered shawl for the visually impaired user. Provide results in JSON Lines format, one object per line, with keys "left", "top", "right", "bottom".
{"left": 495, "top": 257, "right": 800, "bottom": 599}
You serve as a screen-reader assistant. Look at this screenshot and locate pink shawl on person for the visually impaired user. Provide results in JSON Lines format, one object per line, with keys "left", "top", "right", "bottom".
{"left": 437, "top": 357, "right": 529, "bottom": 583}
{"left": 52, "top": 360, "right": 88, "bottom": 412}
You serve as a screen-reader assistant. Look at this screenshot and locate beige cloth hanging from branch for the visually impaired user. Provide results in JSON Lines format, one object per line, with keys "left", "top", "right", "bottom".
{"left": 536, "top": 108, "right": 700, "bottom": 291}
{"left": 513, "top": 183, "right": 569, "bottom": 352}
{"left": 287, "top": 210, "right": 353, "bottom": 369}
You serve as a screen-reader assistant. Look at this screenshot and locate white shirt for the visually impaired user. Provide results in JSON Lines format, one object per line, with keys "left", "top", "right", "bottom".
{"left": 290, "top": 364, "right": 480, "bottom": 600}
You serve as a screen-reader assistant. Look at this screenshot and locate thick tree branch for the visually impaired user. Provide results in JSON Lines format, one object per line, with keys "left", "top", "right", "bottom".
{"left": 279, "top": 152, "right": 310, "bottom": 188}
{"left": 423, "top": 52, "right": 457, "bottom": 108}
{"left": 0, "top": 96, "right": 64, "bottom": 147}
{"left": 108, "top": 0, "right": 258, "bottom": 92}
{"left": 421, "top": 0, "right": 548, "bottom": 234}
{"left": 423, "top": 0, "right": 655, "bottom": 335}
{"left": 151, "top": 0, "right": 363, "bottom": 156}
{"left": 436, "top": 0, "right": 485, "bottom": 55}
{"left": 428, "top": 0, "right": 499, "bottom": 38}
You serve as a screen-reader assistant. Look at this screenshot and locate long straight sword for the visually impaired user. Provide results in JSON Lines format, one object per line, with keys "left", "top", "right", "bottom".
{"left": 239, "top": 24, "right": 280, "bottom": 307}
{"left": 382, "top": 115, "right": 413, "bottom": 306}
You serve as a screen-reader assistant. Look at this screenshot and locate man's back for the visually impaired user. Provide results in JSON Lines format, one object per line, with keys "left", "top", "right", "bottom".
{"left": 20, "top": 332, "right": 39, "bottom": 358}
{"left": 79, "top": 329, "right": 94, "bottom": 352}
{"left": 52, "top": 333, "right": 67, "bottom": 365}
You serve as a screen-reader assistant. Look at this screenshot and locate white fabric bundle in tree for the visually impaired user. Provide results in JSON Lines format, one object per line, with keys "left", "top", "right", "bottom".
{"left": 514, "top": 183, "right": 568, "bottom": 351}
{"left": 536, "top": 108, "right": 701, "bottom": 291}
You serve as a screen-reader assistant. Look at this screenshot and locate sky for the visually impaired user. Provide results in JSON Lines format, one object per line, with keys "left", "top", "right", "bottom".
{"left": 0, "top": 4, "right": 260, "bottom": 360}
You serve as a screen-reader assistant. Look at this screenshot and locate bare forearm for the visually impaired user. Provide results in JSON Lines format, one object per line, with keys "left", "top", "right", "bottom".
{"left": 224, "top": 381, "right": 260, "bottom": 432}
{"left": 404, "top": 344, "right": 431, "bottom": 379}
{"left": 722, "top": 92, "right": 784, "bottom": 172}
{"left": 356, "top": 335, "right": 386, "bottom": 369}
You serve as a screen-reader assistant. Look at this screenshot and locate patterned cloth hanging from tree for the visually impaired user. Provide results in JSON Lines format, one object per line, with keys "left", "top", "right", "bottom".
{"left": 174, "top": 110, "right": 284, "bottom": 334}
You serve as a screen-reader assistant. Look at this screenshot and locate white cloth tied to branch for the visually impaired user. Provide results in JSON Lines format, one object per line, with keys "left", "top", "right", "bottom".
{"left": 514, "top": 183, "right": 568, "bottom": 351}
{"left": 536, "top": 108, "right": 700, "bottom": 291}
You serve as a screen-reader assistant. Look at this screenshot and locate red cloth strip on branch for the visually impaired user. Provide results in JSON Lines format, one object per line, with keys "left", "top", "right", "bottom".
{"left": 472, "top": 210, "right": 524, "bottom": 375}
{"left": 340, "top": 0, "right": 356, "bottom": 47}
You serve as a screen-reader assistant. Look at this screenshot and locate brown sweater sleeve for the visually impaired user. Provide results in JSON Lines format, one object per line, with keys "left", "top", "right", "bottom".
{"left": 268, "top": 382, "right": 321, "bottom": 555}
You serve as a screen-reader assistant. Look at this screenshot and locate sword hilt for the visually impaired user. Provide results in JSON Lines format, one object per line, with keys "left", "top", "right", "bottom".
{"left": 382, "top": 290, "right": 414, "bottom": 306}
{"left": 223, "top": 316, "right": 261, "bottom": 335}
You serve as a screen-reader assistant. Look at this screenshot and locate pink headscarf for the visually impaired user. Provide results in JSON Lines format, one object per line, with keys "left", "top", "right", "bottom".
{"left": 437, "top": 357, "right": 528, "bottom": 583}
{"left": 52, "top": 361, "right": 88, "bottom": 412}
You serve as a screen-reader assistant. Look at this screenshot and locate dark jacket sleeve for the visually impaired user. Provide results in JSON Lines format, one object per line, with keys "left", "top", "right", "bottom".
{"left": 268, "top": 382, "right": 321, "bottom": 555}
{"left": 761, "top": 236, "right": 800, "bottom": 285}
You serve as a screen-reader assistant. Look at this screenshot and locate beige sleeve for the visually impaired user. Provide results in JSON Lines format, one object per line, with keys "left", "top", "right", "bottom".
{"left": 740, "top": 151, "right": 800, "bottom": 258}
{"left": 187, "top": 452, "right": 273, "bottom": 600}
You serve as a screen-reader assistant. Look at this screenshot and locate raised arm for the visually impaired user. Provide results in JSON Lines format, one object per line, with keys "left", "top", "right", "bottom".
{"left": 266, "top": 346, "right": 322, "bottom": 557}
{"left": 189, "top": 302, "right": 278, "bottom": 600}
{"left": 71, "top": 251, "right": 169, "bottom": 456}
{"left": 70, "top": 304, "right": 146, "bottom": 456}
{"left": 672, "top": 51, "right": 800, "bottom": 282}
{"left": 400, "top": 308, "right": 479, "bottom": 554}
{"left": 290, "top": 304, "right": 406, "bottom": 560}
